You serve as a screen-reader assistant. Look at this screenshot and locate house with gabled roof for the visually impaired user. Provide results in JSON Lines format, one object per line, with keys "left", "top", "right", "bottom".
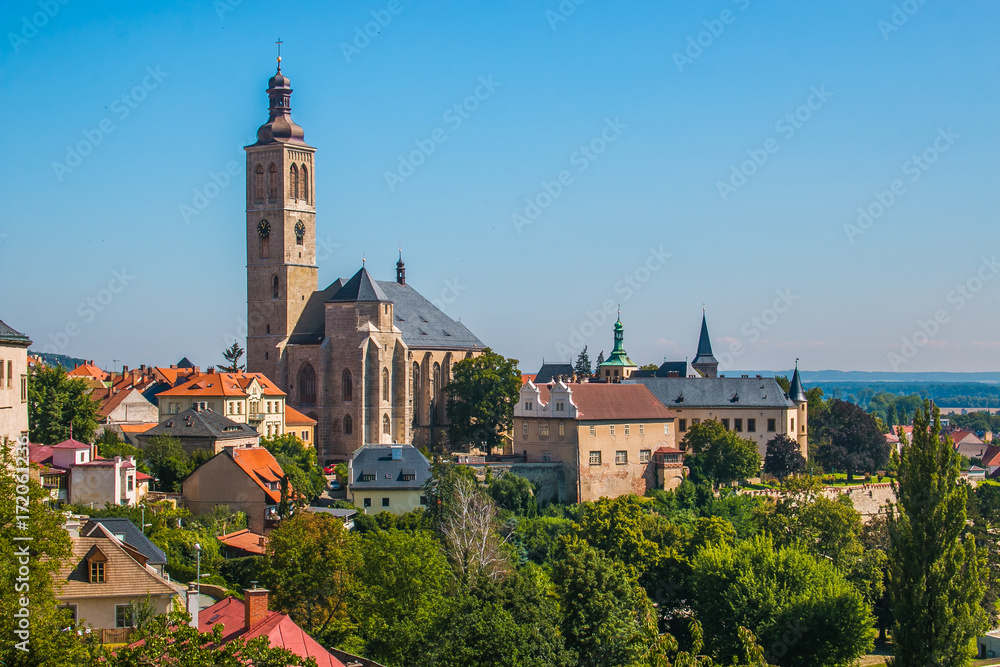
{"left": 182, "top": 446, "right": 289, "bottom": 533}
{"left": 81, "top": 518, "right": 167, "bottom": 577}
{"left": 156, "top": 371, "right": 288, "bottom": 438}
{"left": 54, "top": 522, "right": 178, "bottom": 630}
{"left": 199, "top": 587, "right": 346, "bottom": 666}
{"left": 348, "top": 444, "right": 431, "bottom": 515}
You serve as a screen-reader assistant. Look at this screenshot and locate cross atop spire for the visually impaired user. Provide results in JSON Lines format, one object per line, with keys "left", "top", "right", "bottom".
{"left": 275, "top": 38, "right": 283, "bottom": 67}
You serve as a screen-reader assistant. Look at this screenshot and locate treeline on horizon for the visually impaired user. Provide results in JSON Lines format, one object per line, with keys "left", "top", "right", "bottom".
{"left": 813, "top": 381, "right": 1000, "bottom": 412}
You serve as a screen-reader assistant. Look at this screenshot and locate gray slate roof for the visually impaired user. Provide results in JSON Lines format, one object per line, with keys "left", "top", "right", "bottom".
{"left": 630, "top": 376, "right": 796, "bottom": 409}
{"left": 377, "top": 280, "right": 484, "bottom": 350}
{"left": 82, "top": 518, "right": 167, "bottom": 566}
{"left": 141, "top": 408, "right": 259, "bottom": 441}
{"left": 330, "top": 267, "right": 390, "bottom": 303}
{"left": 349, "top": 445, "right": 431, "bottom": 491}
{"left": 535, "top": 363, "right": 576, "bottom": 383}
{"left": 0, "top": 319, "right": 31, "bottom": 346}
{"left": 287, "top": 279, "right": 344, "bottom": 345}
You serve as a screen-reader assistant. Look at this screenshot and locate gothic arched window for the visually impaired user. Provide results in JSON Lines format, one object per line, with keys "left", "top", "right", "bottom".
{"left": 289, "top": 164, "right": 299, "bottom": 200}
{"left": 342, "top": 369, "right": 353, "bottom": 402}
{"left": 272, "top": 275, "right": 279, "bottom": 299}
{"left": 343, "top": 414, "right": 353, "bottom": 435}
{"left": 382, "top": 368, "right": 389, "bottom": 402}
{"left": 254, "top": 165, "right": 264, "bottom": 202}
{"left": 297, "top": 364, "right": 316, "bottom": 406}
{"left": 411, "top": 362, "right": 421, "bottom": 427}
{"left": 267, "top": 163, "right": 278, "bottom": 201}
{"left": 301, "top": 164, "right": 309, "bottom": 203}
{"left": 382, "top": 413, "right": 390, "bottom": 435}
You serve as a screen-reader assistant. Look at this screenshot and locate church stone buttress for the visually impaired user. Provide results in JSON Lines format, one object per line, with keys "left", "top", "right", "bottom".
{"left": 245, "top": 60, "right": 318, "bottom": 388}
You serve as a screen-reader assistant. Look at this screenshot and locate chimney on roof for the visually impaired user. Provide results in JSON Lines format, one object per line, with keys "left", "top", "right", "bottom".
{"left": 245, "top": 586, "right": 270, "bottom": 631}
{"left": 194, "top": 366, "right": 201, "bottom": 374}
{"left": 171, "top": 364, "right": 177, "bottom": 369}
{"left": 123, "top": 365, "right": 128, "bottom": 373}
{"left": 187, "top": 583, "right": 199, "bottom": 630}
{"left": 258, "top": 535, "right": 265, "bottom": 547}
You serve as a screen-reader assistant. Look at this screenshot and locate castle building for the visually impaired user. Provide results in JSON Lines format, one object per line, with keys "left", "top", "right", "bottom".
{"left": 244, "top": 59, "right": 484, "bottom": 460}
{"left": 596, "top": 315, "right": 637, "bottom": 382}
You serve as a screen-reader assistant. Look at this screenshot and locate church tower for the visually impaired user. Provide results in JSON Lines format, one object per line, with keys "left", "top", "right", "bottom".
{"left": 246, "top": 56, "right": 318, "bottom": 387}
{"left": 691, "top": 311, "right": 719, "bottom": 379}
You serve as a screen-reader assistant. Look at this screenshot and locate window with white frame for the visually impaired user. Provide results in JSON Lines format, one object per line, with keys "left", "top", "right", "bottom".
{"left": 610, "top": 425, "right": 616, "bottom": 437}
{"left": 589, "top": 451, "right": 601, "bottom": 465}
{"left": 639, "top": 449, "right": 651, "bottom": 463}
{"left": 624, "top": 424, "right": 630, "bottom": 436}
{"left": 615, "top": 450, "right": 627, "bottom": 465}
{"left": 589, "top": 425, "right": 596, "bottom": 437}
{"left": 639, "top": 424, "right": 645, "bottom": 436}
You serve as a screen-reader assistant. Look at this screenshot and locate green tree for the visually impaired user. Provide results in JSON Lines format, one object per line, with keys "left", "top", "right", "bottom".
{"left": 266, "top": 512, "right": 361, "bottom": 646}
{"left": 551, "top": 537, "right": 656, "bottom": 667}
{"left": 638, "top": 363, "right": 659, "bottom": 371}
{"left": 418, "top": 565, "right": 575, "bottom": 667}
{"left": 887, "top": 403, "right": 988, "bottom": 667}
{"left": 446, "top": 348, "right": 521, "bottom": 453}
{"left": 0, "top": 444, "right": 92, "bottom": 667}
{"left": 814, "top": 399, "right": 890, "bottom": 481}
{"left": 139, "top": 435, "right": 194, "bottom": 492}
{"left": 575, "top": 495, "right": 661, "bottom": 578}
{"left": 487, "top": 472, "right": 537, "bottom": 517}
{"left": 595, "top": 350, "right": 605, "bottom": 368}
{"left": 260, "top": 433, "right": 325, "bottom": 502}
{"left": 682, "top": 420, "right": 761, "bottom": 487}
{"left": 574, "top": 346, "right": 592, "bottom": 377}
{"left": 96, "top": 428, "right": 142, "bottom": 461}
{"left": 692, "top": 534, "right": 874, "bottom": 667}
{"left": 220, "top": 341, "right": 246, "bottom": 372}
{"left": 348, "top": 529, "right": 452, "bottom": 667}
{"left": 762, "top": 434, "right": 806, "bottom": 480}
{"left": 27, "top": 364, "right": 99, "bottom": 444}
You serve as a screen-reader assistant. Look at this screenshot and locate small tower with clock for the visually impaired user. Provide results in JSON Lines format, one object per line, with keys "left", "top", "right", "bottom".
{"left": 245, "top": 51, "right": 317, "bottom": 387}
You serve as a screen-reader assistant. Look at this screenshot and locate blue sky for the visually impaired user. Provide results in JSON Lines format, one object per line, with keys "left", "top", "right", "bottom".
{"left": 1, "top": 0, "right": 998, "bottom": 374}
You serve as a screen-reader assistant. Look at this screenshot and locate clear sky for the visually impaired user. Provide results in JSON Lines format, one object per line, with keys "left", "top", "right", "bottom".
{"left": 1, "top": 0, "right": 998, "bottom": 374}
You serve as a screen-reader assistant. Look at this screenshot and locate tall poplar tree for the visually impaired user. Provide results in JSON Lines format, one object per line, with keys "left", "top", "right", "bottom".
{"left": 887, "top": 402, "right": 987, "bottom": 667}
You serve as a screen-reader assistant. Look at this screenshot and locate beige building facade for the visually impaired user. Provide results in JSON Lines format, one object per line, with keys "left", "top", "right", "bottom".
{"left": 0, "top": 320, "right": 31, "bottom": 448}
{"left": 242, "top": 63, "right": 484, "bottom": 460}
{"left": 514, "top": 381, "right": 677, "bottom": 503}
{"left": 157, "top": 372, "right": 287, "bottom": 438}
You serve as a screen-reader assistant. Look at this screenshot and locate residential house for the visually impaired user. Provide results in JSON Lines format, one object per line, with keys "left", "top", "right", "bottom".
{"left": 96, "top": 383, "right": 159, "bottom": 425}
{"left": 951, "top": 429, "right": 988, "bottom": 460}
{"left": 305, "top": 506, "right": 358, "bottom": 530}
{"left": 30, "top": 439, "right": 140, "bottom": 507}
{"left": 67, "top": 361, "right": 109, "bottom": 384}
{"left": 0, "top": 319, "right": 31, "bottom": 447}
{"left": 81, "top": 518, "right": 167, "bottom": 577}
{"left": 285, "top": 405, "right": 317, "bottom": 446}
{"left": 217, "top": 529, "right": 268, "bottom": 558}
{"left": 198, "top": 587, "right": 346, "bottom": 666}
{"left": 54, "top": 522, "right": 178, "bottom": 629}
{"left": 183, "top": 446, "right": 288, "bottom": 534}
{"left": 156, "top": 372, "right": 288, "bottom": 438}
{"left": 348, "top": 444, "right": 431, "bottom": 515}
{"left": 137, "top": 407, "right": 260, "bottom": 456}
{"left": 514, "top": 380, "right": 677, "bottom": 503}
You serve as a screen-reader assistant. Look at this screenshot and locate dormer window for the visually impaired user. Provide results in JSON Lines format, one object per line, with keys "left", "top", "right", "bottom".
{"left": 360, "top": 471, "right": 376, "bottom": 482}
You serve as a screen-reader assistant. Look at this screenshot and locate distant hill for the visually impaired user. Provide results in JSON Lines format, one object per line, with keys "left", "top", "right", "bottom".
{"left": 732, "top": 370, "right": 1000, "bottom": 384}
{"left": 29, "top": 351, "right": 86, "bottom": 370}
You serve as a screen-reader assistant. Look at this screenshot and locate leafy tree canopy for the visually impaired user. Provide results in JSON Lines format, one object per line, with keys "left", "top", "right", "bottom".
{"left": 446, "top": 348, "right": 522, "bottom": 453}
{"left": 27, "top": 364, "right": 99, "bottom": 444}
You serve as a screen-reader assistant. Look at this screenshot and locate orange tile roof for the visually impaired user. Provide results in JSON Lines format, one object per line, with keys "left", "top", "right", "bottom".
{"left": 68, "top": 363, "right": 108, "bottom": 381}
{"left": 217, "top": 529, "right": 268, "bottom": 556}
{"left": 521, "top": 374, "right": 537, "bottom": 386}
{"left": 230, "top": 447, "right": 287, "bottom": 504}
{"left": 120, "top": 423, "right": 157, "bottom": 434}
{"left": 157, "top": 372, "right": 286, "bottom": 399}
{"left": 535, "top": 382, "right": 675, "bottom": 421}
{"left": 284, "top": 405, "right": 317, "bottom": 426}
{"left": 199, "top": 597, "right": 344, "bottom": 666}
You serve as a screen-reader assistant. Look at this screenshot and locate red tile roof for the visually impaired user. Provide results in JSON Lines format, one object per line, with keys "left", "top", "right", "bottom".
{"left": 120, "top": 423, "right": 157, "bottom": 434}
{"left": 68, "top": 363, "right": 108, "bottom": 381}
{"left": 536, "top": 382, "right": 675, "bottom": 421}
{"left": 981, "top": 445, "right": 1000, "bottom": 468}
{"left": 199, "top": 597, "right": 345, "bottom": 667}
{"left": 284, "top": 405, "right": 317, "bottom": 427}
{"left": 157, "top": 372, "right": 286, "bottom": 399}
{"left": 51, "top": 438, "right": 91, "bottom": 450}
{"left": 230, "top": 447, "right": 287, "bottom": 504}
{"left": 217, "top": 529, "right": 267, "bottom": 556}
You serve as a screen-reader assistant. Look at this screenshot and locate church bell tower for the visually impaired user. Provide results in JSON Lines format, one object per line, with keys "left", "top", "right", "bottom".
{"left": 245, "top": 52, "right": 318, "bottom": 388}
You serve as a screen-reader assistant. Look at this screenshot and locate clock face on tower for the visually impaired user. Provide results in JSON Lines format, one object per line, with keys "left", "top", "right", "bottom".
{"left": 294, "top": 220, "right": 305, "bottom": 237}
{"left": 257, "top": 219, "right": 271, "bottom": 237}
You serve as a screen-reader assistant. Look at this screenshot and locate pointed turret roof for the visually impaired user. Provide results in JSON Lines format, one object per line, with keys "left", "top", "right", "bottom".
{"left": 788, "top": 361, "right": 806, "bottom": 403}
{"left": 601, "top": 315, "right": 636, "bottom": 368}
{"left": 693, "top": 312, "right": 715, "bottom": 362}
{"left": 329, "top": 266, "right": 390, "bottom": 303}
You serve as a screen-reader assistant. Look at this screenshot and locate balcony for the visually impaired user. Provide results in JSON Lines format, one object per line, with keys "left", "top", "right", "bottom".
{"left": 248, "top": 413, "right": 266, "bottom": 423}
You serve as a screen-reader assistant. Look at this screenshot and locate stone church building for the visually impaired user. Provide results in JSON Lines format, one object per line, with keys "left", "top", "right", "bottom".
{"left": 244, "top": 60, "right": 484, "bottom": 460}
